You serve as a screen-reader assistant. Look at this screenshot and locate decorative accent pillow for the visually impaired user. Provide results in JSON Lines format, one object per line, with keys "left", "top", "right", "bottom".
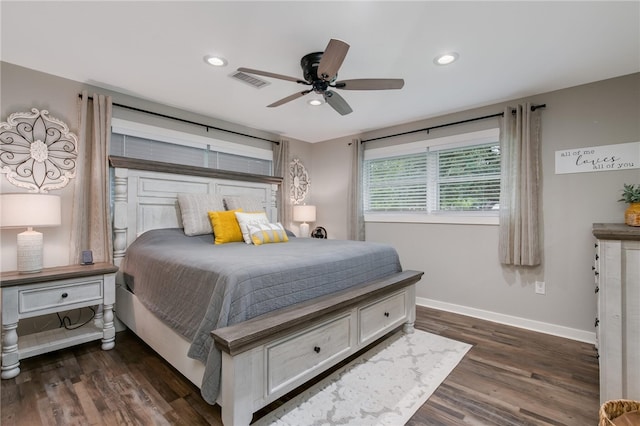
{"left": 247, "top": 223, "right": 289, "bottom": 245}
{"left": 224, "top": 196, "right": 264, "bottom": 213}
{"left": 177, "top": 193, "right": 225, "bottom": 236}
{"left": 208, "top": 209, "right": 243, "bottom": 244}
{"left": 235, "top": 211, "right": 270, "bottom": 244}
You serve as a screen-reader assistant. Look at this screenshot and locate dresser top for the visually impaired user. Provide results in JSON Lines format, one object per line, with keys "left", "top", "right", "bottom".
{"left": 593, "top": 223, "right": 640, "bottom": 241}
{"left": 0, "top": 263, "right": 118, "bottom": 287}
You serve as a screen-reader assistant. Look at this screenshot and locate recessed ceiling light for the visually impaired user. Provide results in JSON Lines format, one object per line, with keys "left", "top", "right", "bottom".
{"left": 204, "top": 55, "right": 228, "bottom": 67}
{"left": 308, "top": 99, "right": 324, "bottom": 106}
{"left": 434, "top": 52, "right": 459, "bottom": 66}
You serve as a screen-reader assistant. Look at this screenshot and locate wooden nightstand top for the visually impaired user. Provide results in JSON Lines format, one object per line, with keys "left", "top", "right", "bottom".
{"left": 0, "top": 263, "right": 118, "bottom": 288}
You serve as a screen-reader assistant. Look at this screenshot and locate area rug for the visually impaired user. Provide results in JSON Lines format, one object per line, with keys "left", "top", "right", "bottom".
{"left": 255, "top": 330, "right": 472, "bottom": 426}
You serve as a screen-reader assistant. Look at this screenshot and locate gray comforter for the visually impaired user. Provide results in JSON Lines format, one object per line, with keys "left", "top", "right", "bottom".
{"left": 119, "top": 228, "right": 402, "bottom": 403}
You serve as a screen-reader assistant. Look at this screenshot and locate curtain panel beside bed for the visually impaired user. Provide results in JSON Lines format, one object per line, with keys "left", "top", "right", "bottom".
{"left": 70, "top": 91, "right": 113, "bottom": 264}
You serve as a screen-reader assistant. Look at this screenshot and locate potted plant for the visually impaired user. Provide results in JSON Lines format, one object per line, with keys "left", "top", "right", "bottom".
{"left": 619, "top": 183, "right": 640, "bottom": 226}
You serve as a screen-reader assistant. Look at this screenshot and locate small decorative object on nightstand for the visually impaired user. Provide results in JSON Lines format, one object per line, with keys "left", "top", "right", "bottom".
{"left": 311, "top": 226, "right": 327, "bottom": 239}
{"left": 293, "top": 204, "right": 316, "bottom": 237}
{"left": 0, "top": 263, "right": 118, "bottom": 379}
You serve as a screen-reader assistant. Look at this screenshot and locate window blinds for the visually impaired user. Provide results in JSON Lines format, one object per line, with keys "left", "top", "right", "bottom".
{"left": 364, "top": 140, "right": 500, "bottom": 213}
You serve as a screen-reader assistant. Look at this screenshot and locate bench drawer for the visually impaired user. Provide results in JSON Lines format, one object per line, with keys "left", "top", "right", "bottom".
{"left": 359, "top": 290, "right": 407, "bottom": 344}
{"left": 266, "top": 313, "right": 352, "bottom": 395}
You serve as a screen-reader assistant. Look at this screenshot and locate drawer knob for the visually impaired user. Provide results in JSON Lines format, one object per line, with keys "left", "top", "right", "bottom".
{"left": 384, "top": 312, "right": 390, "bottom": 317}
{"left": 61, "top": 292, "right": 68, "bottom": 299}
{"left": 313, "top": 346, "right": 321, "bottom": 354}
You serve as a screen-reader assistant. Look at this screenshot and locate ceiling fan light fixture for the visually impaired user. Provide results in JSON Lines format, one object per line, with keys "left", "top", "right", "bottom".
{"left": 308, "top": 98, "right": 324, "bottom": 106}
{"left": 434, "top": 52, "right": 459, "bottom": 66}
{"left": 204, "top": 55, "right": 228, "bottom": 67}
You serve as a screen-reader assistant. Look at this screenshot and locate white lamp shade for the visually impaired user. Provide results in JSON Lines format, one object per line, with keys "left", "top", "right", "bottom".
{"left": 1, "top": 194, "right": 61, "bottom": 273}
{"left": 1, "top": 194, "right": 61, "bottom": 228}
{"left": 293, "top": 205, "right": 316, "bottom": 223}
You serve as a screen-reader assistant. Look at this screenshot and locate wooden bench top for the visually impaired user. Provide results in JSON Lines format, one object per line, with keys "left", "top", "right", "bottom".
{"left": 211, "top": 270, "right": 423, "bottom": 356}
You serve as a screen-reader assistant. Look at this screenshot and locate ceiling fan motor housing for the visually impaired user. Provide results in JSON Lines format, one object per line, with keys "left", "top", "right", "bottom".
{"left": 301, "top": 52, "right": 332, "bottom": 83}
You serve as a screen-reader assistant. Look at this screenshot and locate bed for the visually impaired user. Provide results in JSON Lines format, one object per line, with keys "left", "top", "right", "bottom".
{"left": 110, "top": 157, "right": 423, "bottom": 425}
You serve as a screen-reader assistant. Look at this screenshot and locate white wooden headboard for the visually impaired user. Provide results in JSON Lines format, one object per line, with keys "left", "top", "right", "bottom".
{"left": 110, "top": 157, "right": 281, "bottom": 268}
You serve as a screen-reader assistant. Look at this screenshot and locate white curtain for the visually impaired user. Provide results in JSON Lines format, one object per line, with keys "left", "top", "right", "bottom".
{"left": 69, "top": 91, "right": 113, "bottom": 264}
{"left": 273, "top": 139, "right": 291, "bottom": 228}
{"left": 498, "top": 103, "right": 542, "bottom": 266}
{"left": 347, "top": 138, "right": 365, "bottom": 241}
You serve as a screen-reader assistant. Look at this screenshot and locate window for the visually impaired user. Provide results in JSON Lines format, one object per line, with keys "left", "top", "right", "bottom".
{"left": 110, "top": 119, "right": 273, "bottom": 176}
{"left": 434, "top": 143, "right": 501, "bottom": 211}
{"left": 363, "top": 129, "right": 500, "bottom": 223}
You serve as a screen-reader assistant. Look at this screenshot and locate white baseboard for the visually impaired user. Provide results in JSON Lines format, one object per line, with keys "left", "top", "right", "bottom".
{"left": 417, "top": 297, "right": 596, "bottom": 344}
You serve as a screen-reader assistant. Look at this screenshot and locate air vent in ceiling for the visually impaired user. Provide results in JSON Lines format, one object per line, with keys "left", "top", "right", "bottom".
{"left": 230, "top": 71, "right": 270, "bottom": 89}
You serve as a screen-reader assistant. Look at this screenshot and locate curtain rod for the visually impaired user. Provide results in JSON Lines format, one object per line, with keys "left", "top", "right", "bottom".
{"left": 78, "top": 94, "right": 280, "bottom": 145}
{"left": 361, "top": 104, "right": 546, "bottom": 143}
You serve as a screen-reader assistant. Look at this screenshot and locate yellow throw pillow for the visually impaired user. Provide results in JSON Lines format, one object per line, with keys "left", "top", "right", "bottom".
{"left": 208, "top": 209, "right": 243, "bottom": 244}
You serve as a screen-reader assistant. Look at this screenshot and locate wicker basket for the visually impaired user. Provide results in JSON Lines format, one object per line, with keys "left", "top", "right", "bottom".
{"left": 599, "top": 400, "right": 640, "bottom": 426}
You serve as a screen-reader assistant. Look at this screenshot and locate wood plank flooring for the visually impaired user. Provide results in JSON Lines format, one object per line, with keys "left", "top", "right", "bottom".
{"left": 1, "top": 306, "right": 599, "bottom": 425}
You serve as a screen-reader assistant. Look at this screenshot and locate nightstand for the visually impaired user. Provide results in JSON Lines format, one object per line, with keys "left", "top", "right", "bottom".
{"left": 1, "top": 263, "right": 118, "bottom": 379}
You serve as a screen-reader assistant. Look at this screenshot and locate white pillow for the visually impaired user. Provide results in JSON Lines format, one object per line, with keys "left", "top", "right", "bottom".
{"left": 224, "top": 196, "right": 264, "bottom": 213}
{"left": 235, "top": 211, "right": 270, "bottom": 244}
{"left": 177, "top": 193, "right": 225, "bottom": 236}
{"left": 247, "top": 222, "right": 289, "bottom": 245}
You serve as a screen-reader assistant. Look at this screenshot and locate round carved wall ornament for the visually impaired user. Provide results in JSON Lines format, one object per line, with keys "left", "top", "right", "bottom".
{"left": 0, "top": 108, "right": 78, "bottom": 193}
{"left": 289, "top": 158, "right": 310, "bottom": 204}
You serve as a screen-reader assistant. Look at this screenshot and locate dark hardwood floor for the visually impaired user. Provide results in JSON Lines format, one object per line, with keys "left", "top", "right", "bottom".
{"left": 1, "top": 306, "right": 599, "bottom": 425}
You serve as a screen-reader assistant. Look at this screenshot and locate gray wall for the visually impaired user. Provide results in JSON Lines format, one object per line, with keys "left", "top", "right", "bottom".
{"left": 310, "top": 73, "right": 640, "bottom": 340}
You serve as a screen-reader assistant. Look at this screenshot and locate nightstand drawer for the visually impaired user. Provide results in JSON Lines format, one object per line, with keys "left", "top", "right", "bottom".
{"left": 19, "top": 279, "right": 103, "bottom": 315}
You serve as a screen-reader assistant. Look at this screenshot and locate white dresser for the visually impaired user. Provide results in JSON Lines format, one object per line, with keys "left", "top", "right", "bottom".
{"left": 593, "top": 223, "right": 640, "bottom": 404}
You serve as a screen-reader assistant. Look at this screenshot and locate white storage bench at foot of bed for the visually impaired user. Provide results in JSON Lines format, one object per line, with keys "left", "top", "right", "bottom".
{"left": 212, "top": 269, "right": 423, "bottom": 426}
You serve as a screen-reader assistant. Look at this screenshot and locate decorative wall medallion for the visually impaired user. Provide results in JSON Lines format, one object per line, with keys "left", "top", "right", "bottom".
{"left": 0, "top": 108, "right": 78, "bottom": 193}
{"left": 289, "top": 158, "right": 310, "bottom": 204}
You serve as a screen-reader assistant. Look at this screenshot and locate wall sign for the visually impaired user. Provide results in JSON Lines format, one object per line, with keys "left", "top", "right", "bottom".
{"left": 555, "top": 141, "right": 639, "bottom": 174}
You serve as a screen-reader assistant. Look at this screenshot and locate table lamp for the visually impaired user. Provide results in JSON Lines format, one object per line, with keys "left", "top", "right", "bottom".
{"left": 293, "top": 205, "right": 316, "bottom": 238}
{"left": 1, "top": 194, "right": 62, "bottom": 273}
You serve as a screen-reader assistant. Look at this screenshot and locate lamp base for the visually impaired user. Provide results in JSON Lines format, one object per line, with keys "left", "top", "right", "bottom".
{"left": 17, "top": 229, "right": 43, "bottom": 273}
{"left": 299, "top": 222, "right": 310, "bottom": 238}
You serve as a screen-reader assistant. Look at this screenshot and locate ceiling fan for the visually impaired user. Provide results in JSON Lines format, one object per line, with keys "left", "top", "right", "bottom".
{"left": 238, "top": 39, "right": 405, "bottom": 116}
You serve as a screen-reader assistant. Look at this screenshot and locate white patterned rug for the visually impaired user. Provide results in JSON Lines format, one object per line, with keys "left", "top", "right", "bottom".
{"left": 255, "top": 330, "right": 472, "bottom": 426}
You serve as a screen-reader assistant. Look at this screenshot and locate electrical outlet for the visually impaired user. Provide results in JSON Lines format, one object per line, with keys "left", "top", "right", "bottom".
{"left": 535, "top": 281, "right": 546, "bottom": 295}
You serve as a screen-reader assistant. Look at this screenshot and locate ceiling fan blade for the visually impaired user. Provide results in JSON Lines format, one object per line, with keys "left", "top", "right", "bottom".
{"left": 323, "top": 90, "right": 353, "bottom": 116}
{"left": 267, "top": 90, "right": 311, "bottom": 108}
{"left": 317, "top": 39, "right": 350, "bottom": 81}
{"left": 237, "top": 67, "right": 308, "bottom": 85}
{"left": 334, "top": 79, "right": 405, "bottom": 90}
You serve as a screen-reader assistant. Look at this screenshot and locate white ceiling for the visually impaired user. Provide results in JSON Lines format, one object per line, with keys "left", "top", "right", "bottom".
{"left": 2, "top": 1, "right": 639, "bottom": 143}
